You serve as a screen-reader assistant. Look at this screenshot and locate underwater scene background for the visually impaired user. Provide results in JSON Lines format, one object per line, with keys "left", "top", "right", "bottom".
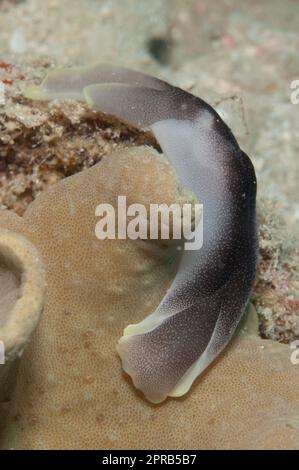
{"left": 0, "top": 0, "right": 298, "bottom": 450}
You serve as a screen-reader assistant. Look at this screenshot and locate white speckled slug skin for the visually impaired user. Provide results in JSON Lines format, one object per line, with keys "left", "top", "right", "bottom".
{"left": 25, "top": 64, "right": 258, "bottom": 404}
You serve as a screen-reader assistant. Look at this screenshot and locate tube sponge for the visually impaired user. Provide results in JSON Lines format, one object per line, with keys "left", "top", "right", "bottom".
{"left": 0, "top": 227, "right": 46, "bottom": 395}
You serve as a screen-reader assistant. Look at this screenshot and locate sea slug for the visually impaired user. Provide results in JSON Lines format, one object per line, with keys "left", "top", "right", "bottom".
{"left": 25, "top": 64, "right": 258, "bottom": 403}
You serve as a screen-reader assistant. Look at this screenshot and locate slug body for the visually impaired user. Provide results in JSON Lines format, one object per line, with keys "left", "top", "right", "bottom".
{"left": 25, "top": 64, "right": 258, "bottom": 403}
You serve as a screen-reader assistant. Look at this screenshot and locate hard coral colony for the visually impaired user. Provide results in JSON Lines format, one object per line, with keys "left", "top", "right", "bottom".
{"left": 24, "top": 64, "right": 258, "bottom": 403}
{"left": 0, "top": 153, "right": 298, "bottom": 449}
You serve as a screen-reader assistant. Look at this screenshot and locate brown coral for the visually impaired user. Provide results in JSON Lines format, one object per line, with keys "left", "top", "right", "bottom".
{"left": 0, "top": 146, "right": 298, "bottom": 449}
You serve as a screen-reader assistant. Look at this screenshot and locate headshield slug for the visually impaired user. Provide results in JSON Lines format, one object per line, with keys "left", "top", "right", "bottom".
{"left": 25, "top": 63, "right": 258, "bottom": 403}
